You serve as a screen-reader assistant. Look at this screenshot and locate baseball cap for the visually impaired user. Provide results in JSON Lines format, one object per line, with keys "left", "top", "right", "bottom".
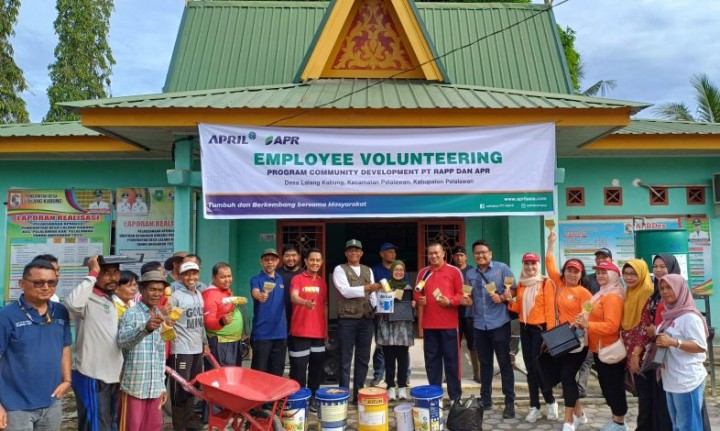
{"left": 522, "top": 252, "right": 540, "bottom": 263}
{"left": 452, "top": 246, "right": 466, "bottom": 255}
{"left": 564, "top": 260, "right": 584, "bottom": 272}
{"left": 179, "top": 262, "right": 200, "bottom": 273}
{"left": 594, "top": 248, "right": 613, "bottom": 259}
{"left": 345, "top": 239, "right": 363, "bottom": 249}
{"left": 139, "top": 270, "right": 169, "bottom": 287}
{"left": 261, "top": 248, "right": 279, "bottom": 258}
{"left": 379, "top": 243, "right": 397, "bottom": 252}
{"left": 594, "top": 261, "right": 621, "bottom": 275}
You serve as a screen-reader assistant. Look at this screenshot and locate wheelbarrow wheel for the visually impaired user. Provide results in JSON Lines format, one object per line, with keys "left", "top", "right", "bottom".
{"left": 244, "top": 408, "right": 283, "bottom": 431}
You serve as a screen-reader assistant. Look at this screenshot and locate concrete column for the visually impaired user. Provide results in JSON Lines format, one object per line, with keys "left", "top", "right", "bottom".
{"left": 171, "top": 138, "right": 195, "bottom": 252}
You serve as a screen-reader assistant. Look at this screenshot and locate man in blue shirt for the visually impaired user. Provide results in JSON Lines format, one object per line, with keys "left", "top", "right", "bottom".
{"left": 250, "top": 248, "right": 287, "bottom": 376}
{"left": 0, "top": 259, "right": 72, "bottom": 430}
{"left": 467, "top": 240, "right": 516, "bottom": 419}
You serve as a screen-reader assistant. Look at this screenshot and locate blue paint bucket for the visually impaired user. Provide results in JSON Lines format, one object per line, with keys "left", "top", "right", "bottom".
{"left": 316, "top": 387, "right": 350, "bottom": 431}
{"left": 410, "top": 385, "right": 443, "bottom": 431}
{"left": 282, "top": 387, "right": 312, "bottom": 431}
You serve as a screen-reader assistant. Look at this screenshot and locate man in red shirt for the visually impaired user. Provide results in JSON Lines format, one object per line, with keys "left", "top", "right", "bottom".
{"left": 415, "top": 242, "right": 472, "bottom": 401}
{"left": 289, "top": 248, "right": 328, "bottom": 411}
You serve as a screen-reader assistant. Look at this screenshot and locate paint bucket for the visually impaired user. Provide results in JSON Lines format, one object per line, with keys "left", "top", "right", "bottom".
{"left": 358, "top": 387, "right": 388, "bottom": 431}
{"left": 316, "top": 387, "right": 350, "bottom": 431}
{"left": 394, "top": 403, "right": 414, "bottom": 431}
{"left": 282, "top": 387, "right": 312, "bottom": 431}
{"left": 377, "top": 292, "right": 394, "bottom": 313}
{"left": 410, "top": 385, "right": 443, "bottom": 431}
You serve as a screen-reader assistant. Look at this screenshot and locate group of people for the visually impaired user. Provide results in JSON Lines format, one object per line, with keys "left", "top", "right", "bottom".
{"left": 0, "top": 234, "right": 711, "bottom": 431}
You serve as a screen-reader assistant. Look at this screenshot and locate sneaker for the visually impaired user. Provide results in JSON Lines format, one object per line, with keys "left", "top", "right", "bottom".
{"left": 546, "top": 402, "right": 559, "bottom": 421}
{"left": 502, "top": 403, "right": 515, "bottom": 419}
{"left": 480, "top": 399, "right": 492, "bottom": 411}
{"left": 524, "top": 407, "right": 542, "bottom": 423}
{"left": 599, "top": 420, "right": 628, "bottom": 431}
{"left": 573, "top": 412, "right": 588, "bottom": 427}
{"left": 398, "top": 387, "right": 407, "bottom": 400}
{"left": 388, "top": 387, "right": 397, "bottom": 401}
{"left": 309, "top": 397, "right": 318, "bottom": 413}
{"left": 562, "top": 423, "right": 575, "bottom": 431}
{"left": 371, "top": 377, "right": 383, "bottom": 387}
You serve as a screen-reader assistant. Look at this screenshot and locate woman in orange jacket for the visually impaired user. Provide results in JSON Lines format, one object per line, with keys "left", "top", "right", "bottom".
{"left": 506, "top": 252, "right": 558, "bottom": 423}
{"left": 575, "top": 260, "right": 627, "bottom": 431}
{"left": 545, "top": 232, "right": 592, "bottom": 430}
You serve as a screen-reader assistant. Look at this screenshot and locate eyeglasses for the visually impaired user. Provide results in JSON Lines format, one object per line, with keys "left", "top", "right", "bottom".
{"left": 622, "top": 272, "right": 638, "bottom": 277}
{"left": 22, "top": 278, "right": 59, "bottom": 289}
{"left": 474, "top": 250, "right": 491, "bottom": 255}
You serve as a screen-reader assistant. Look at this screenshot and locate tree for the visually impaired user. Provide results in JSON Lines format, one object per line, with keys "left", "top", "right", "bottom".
{"left": 44, "top": 0, "right": 115, "bottom": 122}
{"left": 0, "top": 0, "right": 29, "bottom": 124}
{"left": 653, "top": 74, "right": 720, "bottom": 123}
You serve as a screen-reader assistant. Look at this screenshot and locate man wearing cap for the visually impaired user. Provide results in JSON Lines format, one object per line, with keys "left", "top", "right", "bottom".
{"left": 467, "top": 240, "right": 517, "bottom": 418}
{"left": 415, "top": 242, "right": 471, "bottom": 403}
{"left": 65, "top": 255, "right": 130, "bottom": 431}
{"left": 277, "top": 244, "right": 304, "bottom": 334}
{"left": 0, "top": 259, "right": 72, "bottom": 431}
{"left": 690, "top": 218, "right": 710, "bottom": 240}
{"left": 250, "top": 248, "right": 288, "bottom": 376}
{"left": 452, "top": 246, "right": 480, "bottom": 383}
{"left": 88, "top": 189, "right": 110, "bottom": 211}
{"left": 168, "top": 261, "right": 209, "bottom": 430}
{"left": 169, "top": 254, "right": 208, "bottom": 293}
{"left": 117, "top": 271, "right": 171, "bottom": 431}
{"left": 588, "top": 248, "right": 613, "bottom": 295}
{"left": 333, "top": 239, "right": 382, "bottom": 402}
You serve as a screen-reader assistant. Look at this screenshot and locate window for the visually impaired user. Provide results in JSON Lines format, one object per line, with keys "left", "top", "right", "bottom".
{"left": 649, "top": 186, "right": 668, "bottom": 205}
{"left": 566, "top": 187, "right": 585, "bottom": 206}
{"left": 604, "top": 187, "right": 622, "bottom": 206}
{"left": 687, "top": 187, "right": 706, "bottom": 205}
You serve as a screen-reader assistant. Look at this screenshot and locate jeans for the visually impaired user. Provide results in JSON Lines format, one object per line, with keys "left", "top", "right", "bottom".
{"left": 6, "top": 399, "right": 62, "bottom": 431}
{"left": 372, "top": 343, "right": 385, "bottom": 380}
{"left": 667, "top": 381, "right": 705, "bottom": 431}
{"left": 634, "top": 370, "right": 672, "bottom": 431}
{"left": 338, "top": 317, "right": 373, "bottom": 397}
{"left": 475, "top": 322, "right": 515, "bottom": 405}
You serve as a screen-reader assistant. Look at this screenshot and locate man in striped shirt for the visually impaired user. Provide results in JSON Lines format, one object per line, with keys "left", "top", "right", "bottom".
{"left": 117, "top": 270, "right": 170, "bottom": 431}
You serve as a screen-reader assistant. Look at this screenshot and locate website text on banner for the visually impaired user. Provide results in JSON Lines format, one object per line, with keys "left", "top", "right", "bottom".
{"left": 199, "top": 124, "right": 556, "bottom": 219}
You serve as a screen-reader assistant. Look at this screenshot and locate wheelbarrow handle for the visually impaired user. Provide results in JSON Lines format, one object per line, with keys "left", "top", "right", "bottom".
{"left": 165, "top": 366, "right": 203, "bottom": 399}
{"left": 204, "top": 349, "right": 222, "bottom": 369}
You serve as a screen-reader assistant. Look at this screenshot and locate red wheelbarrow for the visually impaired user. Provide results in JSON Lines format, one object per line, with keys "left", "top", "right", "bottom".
{"left": 166, "top": 353, "right": 300, "bottom": 431}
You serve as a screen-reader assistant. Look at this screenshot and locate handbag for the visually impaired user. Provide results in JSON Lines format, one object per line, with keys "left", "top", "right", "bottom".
{"left": 624, "top": 369, "right": 637, "bottom": 396}
{"left": 597, "top": 298, "right": 627, "bottom": 364}
{"left": 541, "top": 323, "right": 581, "bottom": 357}
{"left": 639, "top": 339, "right": 666, "bottom": 373}
{"left": 389, "top": 300, "right": 414, "bottom": 322}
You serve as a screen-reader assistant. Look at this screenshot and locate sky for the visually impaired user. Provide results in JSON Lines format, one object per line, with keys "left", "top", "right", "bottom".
{"left": 11, "top": 0, "right": 720, "bottom": 123}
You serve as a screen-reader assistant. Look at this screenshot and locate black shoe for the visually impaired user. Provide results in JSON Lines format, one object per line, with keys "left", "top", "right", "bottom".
{"left": 309, "top": 397, "right": 318, "bottom": 413}
{"left": 578, "top": 389, "right": 587, "bottom": 399}
{"left": 481, "top": 400, "right": 492, "bottom": 411}
{"left": 502, "top": 403, "right": 515, "bottom": 419}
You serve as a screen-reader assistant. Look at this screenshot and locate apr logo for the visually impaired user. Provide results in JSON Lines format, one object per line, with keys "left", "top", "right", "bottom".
{"left": 264, "top": 135, "right": 300, "bottom": 145}
{"left": 207, "top": 131, "right": 256, "bottom": 144}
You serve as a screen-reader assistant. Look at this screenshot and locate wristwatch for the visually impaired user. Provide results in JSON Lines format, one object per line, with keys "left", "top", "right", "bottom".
{"left": 676, "top": 339, "right": 683, "bottom": 349}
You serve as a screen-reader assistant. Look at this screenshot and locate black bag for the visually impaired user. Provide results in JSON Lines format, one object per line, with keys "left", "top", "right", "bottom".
{"left": 541, "top": 323, "right": 581, "bottom": 357}
{"left": 534, "top": 350, "right": 561, "bottom": 391}
{"left": 389, "top": 300, "right": 414, "bottom": 322}
{"left": 639, "top": 340, "right": 666, "bottom": 373}
{"left": 446, "top": 396, "right": 483, "bottom": 431}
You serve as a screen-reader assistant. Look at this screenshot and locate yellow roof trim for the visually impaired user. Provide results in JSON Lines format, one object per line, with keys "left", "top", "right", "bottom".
{"left": 301, "top": 0, "right": 444, "bottom": 82}
{"left": 79, "top": 107, "right": 632, "bottom": 128}
{"left": 0, "top": 136, "right": 141, "bottom": 153}
{"left": 587, "top": 134, "right": 720, "bottom": 151}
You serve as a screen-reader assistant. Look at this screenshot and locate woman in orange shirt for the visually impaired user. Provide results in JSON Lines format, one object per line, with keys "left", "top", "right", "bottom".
{"left": 506, "top": 252, "right": 558, "bottom": 423}
{"left": 575, "top": 260, "right": 627, "bottom": 431}
{"left": 545, "top": 232, "right": 592, "bottom": 431}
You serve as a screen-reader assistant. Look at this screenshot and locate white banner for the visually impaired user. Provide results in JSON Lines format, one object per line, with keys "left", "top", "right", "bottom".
{"left": 199, "top": 124, "right": 556, "bottom": 219}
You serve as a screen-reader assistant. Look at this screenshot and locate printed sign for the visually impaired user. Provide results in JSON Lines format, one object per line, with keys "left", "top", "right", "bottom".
{"left": 199, "top": 124, "right": 556, "bottom": 219}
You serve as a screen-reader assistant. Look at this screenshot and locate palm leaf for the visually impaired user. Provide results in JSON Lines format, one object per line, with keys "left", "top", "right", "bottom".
{"left": 582, "top": 79, "right": 617, "bottom": 97}
{"left": 692, "top": 73, "right": 720, "bottom": 123}
{"left": 652, "top": 102, "right": 695, "bottom": 122}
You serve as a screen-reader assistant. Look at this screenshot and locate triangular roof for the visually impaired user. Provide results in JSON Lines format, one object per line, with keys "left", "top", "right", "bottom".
{"left": 164, "top": 1, "right": 572, "bottom": 94}
{"left": 295, "top": 0, "right": 447, "bottom": 82}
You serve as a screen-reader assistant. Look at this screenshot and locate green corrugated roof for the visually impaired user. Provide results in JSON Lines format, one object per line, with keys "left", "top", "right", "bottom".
{"left": 0, "top": 121, "right": 100, "bottom": 137}
{"left": 65, "top": 79, "right": 647, "bottom": 111}
{"left": 164, "top": 1, "right": 571, "bottom": 94}
{"left": 614, "top": 118, "right": 720, "bottom": 135}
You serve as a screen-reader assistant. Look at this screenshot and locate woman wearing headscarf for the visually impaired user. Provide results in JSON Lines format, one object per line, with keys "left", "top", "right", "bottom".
{"left": 376, "top": 260, "right": 414, "bottom": 401}
{"left": 619, "top": 259, "right": 656, "bottom": 430}
{"left": 544, "top": 232, "right": 592, "bottom": 431}
{"left": 575, "top": 260, "right": 627, "bottom": 431}
{"left": 506, "top": 252, "right": 558, "bottom": 423}
{"left": 655, "top": 274, "right": 708, "bottom": 431}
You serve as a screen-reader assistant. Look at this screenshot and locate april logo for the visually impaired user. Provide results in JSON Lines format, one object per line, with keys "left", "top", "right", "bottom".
{"left": 264, "top": 135, "right": 300, "bottom": 145}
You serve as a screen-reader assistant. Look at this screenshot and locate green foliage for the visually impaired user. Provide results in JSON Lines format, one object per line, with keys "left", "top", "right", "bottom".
{"left": 556, "top": 25, "right": 580, "bottom": 93}
{"left": 653, "top": 74, "right": 720, "bottom": 123}
{"left": 0, "top": 0, "right": 29, "bottom": 124}
{"left": 45, "top": 0, "right": 115, "bottom": 122}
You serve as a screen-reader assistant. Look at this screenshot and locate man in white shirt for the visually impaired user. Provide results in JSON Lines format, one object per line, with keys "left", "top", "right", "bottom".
{"left": 689, "top": 219, "right": 710, "bottom": 241}
{"left": 88, "top": 190, "right": 110, "bottom": 211}
{"left": 332, "top": 239, "right": 381, "bottom": 404}
{"left": 131, "top": 194, "right": 148, "bottom": 213}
